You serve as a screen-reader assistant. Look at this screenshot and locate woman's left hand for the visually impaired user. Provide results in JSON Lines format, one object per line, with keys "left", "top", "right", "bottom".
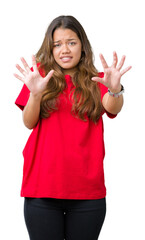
{"left": 92, "top": 51, "right": 132, "bottom": 93}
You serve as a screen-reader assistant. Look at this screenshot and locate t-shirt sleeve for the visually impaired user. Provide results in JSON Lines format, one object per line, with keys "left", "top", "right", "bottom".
{"left": 15, "top": 84, "right": 30, "bottom": 110}
{"left": 98, "top": 72, "right": 117, "bottom": 119}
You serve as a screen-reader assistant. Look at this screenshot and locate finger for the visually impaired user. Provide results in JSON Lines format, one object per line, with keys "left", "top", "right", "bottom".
{"left": 99, "top": 54, "right": 108, "bottom": 69}
{"left": 112, "top": 51, "right": 118, "bottom": 68}
{"left": 44, "top": 70, "right": 54, "bottom": 83}
{"left": 91, "top": 76, "right": 104, "bottom": 84}
{"left": 32, "top": 54, "right": 38, "bottom": 71}
{"left": 15, "top": 64, "right": 26, "bottom": 76}
{"left": 21, "top": 57, "right": 31, "bottom": 72}
{"left": 13, "top": 73, "right": 24, "bottom": 82}
{"left": 121, "top": 66, "right": 132, "bottom": 76}
{"left": 117, "top": 55, "right": 126, "bottom": 70}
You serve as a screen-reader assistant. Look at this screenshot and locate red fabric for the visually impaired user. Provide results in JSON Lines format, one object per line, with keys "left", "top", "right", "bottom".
{"left": 15, "top": 70, "right": 117, "bottom": 199}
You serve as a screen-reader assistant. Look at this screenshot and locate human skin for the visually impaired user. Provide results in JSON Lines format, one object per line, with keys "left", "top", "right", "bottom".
{"left": 14, "top": 28, "right": 131, "bottom": 128}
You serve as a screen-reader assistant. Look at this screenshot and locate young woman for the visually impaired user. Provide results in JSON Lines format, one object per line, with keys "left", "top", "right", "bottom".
{"left": 14, "top": 15, "right": 131, "bottom": 240}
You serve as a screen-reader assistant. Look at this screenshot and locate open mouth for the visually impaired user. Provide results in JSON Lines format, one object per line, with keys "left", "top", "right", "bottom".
{"left": 60, "top": 57, "right": 72, "bottom": 63}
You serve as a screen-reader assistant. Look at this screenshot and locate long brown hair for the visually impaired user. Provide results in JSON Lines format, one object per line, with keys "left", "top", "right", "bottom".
{"left": 36, "top": 15, "right": 103, "bottom": 123}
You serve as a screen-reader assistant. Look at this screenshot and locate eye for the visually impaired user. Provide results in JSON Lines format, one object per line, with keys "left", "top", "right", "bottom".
{"left": 53, "top": 43, "right": 61, "bottom": 48}
{"left": 68, "top": 42, "right": 76, "bottom": 46}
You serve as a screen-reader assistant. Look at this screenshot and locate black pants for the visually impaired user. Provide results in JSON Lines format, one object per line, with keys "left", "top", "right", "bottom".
{"left": 24, "top": 197, "right": 106, "bottom": 240}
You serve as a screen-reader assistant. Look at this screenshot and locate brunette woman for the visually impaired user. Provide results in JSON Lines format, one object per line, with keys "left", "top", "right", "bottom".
{"left": 14, "top": 15, "right": 131, "bottom": 240}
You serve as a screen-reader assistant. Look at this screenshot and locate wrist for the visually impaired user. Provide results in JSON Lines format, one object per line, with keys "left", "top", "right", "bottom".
{"left": 108, "top": 84, "right": 124, "bottom": 97}
{"left": 30, "top": 92, "right": 43, "bottom": 101}
{"left": 109, "top": 84, "right": 122, "bottom": 94}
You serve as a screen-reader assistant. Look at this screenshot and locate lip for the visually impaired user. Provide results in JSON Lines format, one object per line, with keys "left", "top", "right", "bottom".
{"left": 60, "top": 56, "right": 72, "bottom": 59}
{"left": 60, "top": 56, "right": 72, "bottom": 63}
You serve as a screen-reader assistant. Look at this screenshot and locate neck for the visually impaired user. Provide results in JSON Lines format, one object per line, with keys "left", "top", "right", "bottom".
{"left": 62, "top": 67, "right": 77, "bottom": 77}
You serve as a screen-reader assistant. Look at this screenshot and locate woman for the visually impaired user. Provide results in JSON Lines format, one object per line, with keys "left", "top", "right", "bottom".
{"left": 14, "top": 15, "right": 131, "bottom": 240}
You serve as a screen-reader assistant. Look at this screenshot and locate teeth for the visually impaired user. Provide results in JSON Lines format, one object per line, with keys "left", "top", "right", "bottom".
{"left": 62, "top": 57, "right": 71, "bottom": 60}
{"left": 61, "top": 57, "right": 72, "bottom": 63}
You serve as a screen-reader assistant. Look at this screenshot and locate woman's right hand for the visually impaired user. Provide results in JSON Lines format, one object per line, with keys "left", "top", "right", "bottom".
{"left": 14, "top": 55, "right": 54, "bottom": 97}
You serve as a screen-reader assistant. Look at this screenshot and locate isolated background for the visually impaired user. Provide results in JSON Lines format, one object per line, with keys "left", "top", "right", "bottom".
{"left": 0, "top": 0, "right": 145, "bottom": 239}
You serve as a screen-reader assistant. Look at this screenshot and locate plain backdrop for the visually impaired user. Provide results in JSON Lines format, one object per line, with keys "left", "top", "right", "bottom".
{"left": 0, "top": 0, "right": 145, "bottom": 239}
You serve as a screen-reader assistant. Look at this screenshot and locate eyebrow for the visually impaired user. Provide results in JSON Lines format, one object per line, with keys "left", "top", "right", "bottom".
{"left": 53, "top": 38, "right": 77, "bottom": 43}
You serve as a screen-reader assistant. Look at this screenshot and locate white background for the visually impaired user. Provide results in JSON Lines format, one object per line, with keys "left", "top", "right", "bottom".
{"left": 0, "top": 0, "right": 145, "bottom": 239}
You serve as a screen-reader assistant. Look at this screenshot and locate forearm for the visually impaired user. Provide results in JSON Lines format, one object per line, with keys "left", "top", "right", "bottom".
{"left": 102, "top": 92, "right": 124, "bottom": 114}
{"left": 22, "top": 93, "right": 42, "bottom": 129}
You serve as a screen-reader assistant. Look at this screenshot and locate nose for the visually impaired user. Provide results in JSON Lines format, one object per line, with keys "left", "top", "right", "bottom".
{"left": 62, "top": 43, "right": 71, "bottom": 54}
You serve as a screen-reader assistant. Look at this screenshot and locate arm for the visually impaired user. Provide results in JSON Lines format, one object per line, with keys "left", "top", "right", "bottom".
{"left": 102, "top": 91, "right": 123, "bottom": 115}
{"left": 22, "top": 93, "right": 42, "bottom": 129}
{"left": 14, "top": 55, "right": 54, "bottom": 129}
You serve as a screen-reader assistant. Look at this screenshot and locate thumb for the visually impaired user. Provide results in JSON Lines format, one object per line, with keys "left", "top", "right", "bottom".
{"left": 45, "top": 70, "right": 54, "bottom": 82}
{"left": 91, "top": 76, "right": 104, "bottom": 84}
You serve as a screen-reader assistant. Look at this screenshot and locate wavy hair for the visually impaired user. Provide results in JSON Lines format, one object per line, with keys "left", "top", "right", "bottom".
{"left": 36, "top": 15, "right": 103, "bottom": 123}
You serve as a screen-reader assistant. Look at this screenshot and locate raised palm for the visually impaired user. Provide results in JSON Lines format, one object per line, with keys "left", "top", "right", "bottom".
{"left": 92, "top": 52, "right": 132, "bottom": 93}
{"left": 14, "top": 55, "right": 54, "bottom": 96}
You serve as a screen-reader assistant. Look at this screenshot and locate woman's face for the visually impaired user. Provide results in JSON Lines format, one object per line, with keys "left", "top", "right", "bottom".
{"left": 52, "top": 28, "right": 82, "bottom": 75}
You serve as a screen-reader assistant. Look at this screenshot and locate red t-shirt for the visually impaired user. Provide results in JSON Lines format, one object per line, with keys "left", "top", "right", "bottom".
{"left": 15, "top": 69, "right": 116, "bottom": 199}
